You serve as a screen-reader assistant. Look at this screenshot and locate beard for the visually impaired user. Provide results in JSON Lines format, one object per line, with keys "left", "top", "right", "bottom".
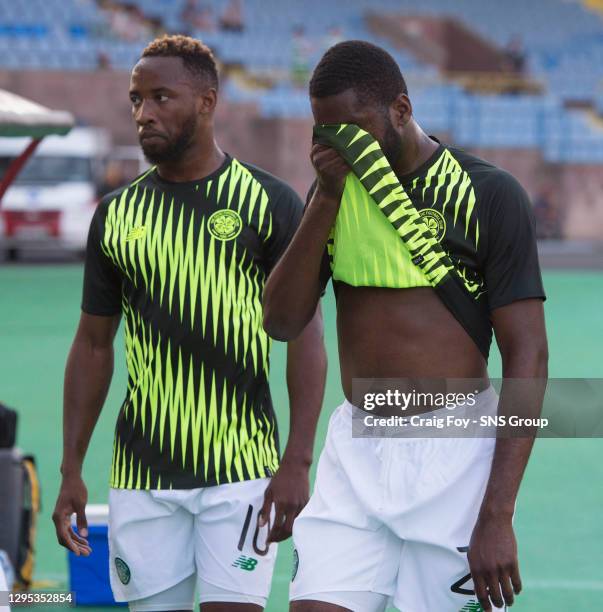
{"left": 380, "top": 116, "right": 404, "bottom": 167}
{"left": 140, "top": 115, "right": 197, "bottom": 165}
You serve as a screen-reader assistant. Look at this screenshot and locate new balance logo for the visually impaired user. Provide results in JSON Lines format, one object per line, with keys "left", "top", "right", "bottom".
{"left": 232, "top": 555, "right": 258, "bottom": 571}
{"left": 460, "top": 600, "right": 483, "bottom": 611}
{"left": 125, "top": 226, "right": 146, "bottom": 241}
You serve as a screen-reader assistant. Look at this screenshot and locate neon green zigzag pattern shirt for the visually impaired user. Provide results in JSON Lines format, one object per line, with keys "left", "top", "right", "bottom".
{"left": 82, "top": 156, "right": 303, "bottom": 489}
{"left": 311, "top": 124, "right": 546, "bottom": 360}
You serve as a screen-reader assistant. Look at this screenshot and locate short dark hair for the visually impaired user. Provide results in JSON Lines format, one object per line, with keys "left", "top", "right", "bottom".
{"left": 141, "top": 34, "right": 219, "bottom": 90}
{"left": 309, "top": 40, "right": 407, "bottom": 107}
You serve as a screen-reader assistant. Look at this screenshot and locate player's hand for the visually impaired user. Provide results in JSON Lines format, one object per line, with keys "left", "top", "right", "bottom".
{"left": 468, "top": 512, "right": 521, "bottom": 610}
{"left": 310, "top": 143, "right": 350, "bottom": 203}
{"left": 258, "top": 460, "right": 310, "bottom": 543}
{"left": 52, "top": 473, "right": 92, "bottom": 557}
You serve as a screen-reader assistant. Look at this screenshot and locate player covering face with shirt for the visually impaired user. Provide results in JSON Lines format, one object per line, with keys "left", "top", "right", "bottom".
{"left": 263, "top": 40, "right": 548, "bottom": 612}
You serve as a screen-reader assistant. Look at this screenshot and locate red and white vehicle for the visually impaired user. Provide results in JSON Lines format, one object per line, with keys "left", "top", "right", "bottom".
{"left": 0, "top": 90, "right": 109, "bottom": 259}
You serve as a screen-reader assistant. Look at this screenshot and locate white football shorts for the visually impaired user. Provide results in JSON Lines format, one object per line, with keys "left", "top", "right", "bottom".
{"left": 291, "top": 386, "right": 507, "bottom": 612}
{"left": 108, "top": 477, "right": 276, "bottom": 608}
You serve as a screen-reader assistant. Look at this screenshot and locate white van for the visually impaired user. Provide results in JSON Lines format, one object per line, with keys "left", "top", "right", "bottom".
{"left": 0, "top": 127, "right": 110, "bottom": 258}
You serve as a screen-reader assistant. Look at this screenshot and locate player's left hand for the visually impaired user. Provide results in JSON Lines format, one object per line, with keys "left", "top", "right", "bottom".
{"left": 468, "top": 512, "right": 522, "bottom": 610}
{"left": 258, "top": 460, "right": 310, "bottom": 543}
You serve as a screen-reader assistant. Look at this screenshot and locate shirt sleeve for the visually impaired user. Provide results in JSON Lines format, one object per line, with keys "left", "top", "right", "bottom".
{"left": 81, "top": 201, "right": 122, "bottom": 316}
{"left": 305, "top": 180, "right": 332, "bottom": 295}
{"left": 481, "top": 172, "right": 546, "bottom": 311}
{"left": 262, "top": 182, "right": 304, "bottom": 273}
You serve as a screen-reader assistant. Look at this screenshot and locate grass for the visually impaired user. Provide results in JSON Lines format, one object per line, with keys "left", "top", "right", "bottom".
{"left": 0, "top": 265, "right": 601, "bottom": 611}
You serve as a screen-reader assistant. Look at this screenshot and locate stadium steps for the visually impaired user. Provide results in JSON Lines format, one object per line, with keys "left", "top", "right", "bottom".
{"left": 364, "top": 10, "right": 543, "bottom": 96}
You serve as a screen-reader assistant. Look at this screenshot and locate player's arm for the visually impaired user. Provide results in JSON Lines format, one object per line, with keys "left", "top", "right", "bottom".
{"left": 53, "top": 312, "right": 120, "bottom": 556}
{"left": 260, "top": 304, "right": 327, "bottom": 542}
{"left": 469, "top": 299, "right": 547, "bottom": 611}
{"left": 263, "top": 145, "right": 348, "bottom": 341}
{"left": 53, "top": 199, "right": 122, "bottom": 556}
{"left": 468, "top": 173, "right": 548, "bottom": 611}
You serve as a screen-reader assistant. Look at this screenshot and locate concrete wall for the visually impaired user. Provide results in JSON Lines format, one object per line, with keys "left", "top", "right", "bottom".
{"left": 559, "top": 164, "right": 603, "bottom": 239}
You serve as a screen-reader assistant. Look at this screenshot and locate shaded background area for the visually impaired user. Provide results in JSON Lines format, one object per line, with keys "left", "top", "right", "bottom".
{"left": 0, "top": 265, "right": 602, "bottom": 611}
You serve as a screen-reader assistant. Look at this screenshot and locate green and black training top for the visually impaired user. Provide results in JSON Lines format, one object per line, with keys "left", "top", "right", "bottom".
{"left": 82, "top": 155, "right": 303, "bottom": 490}
{"left": 312, "top": 127, "right": 546, "bottom": 360}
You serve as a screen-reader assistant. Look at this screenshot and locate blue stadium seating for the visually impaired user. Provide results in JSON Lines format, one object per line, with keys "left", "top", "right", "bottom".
{"left": 1, "top": 0, "right": 602, "bottom": 161}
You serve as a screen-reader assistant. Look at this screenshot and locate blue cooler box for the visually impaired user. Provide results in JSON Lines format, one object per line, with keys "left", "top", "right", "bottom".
{"left": 68, "top": 504, "right": 126, "bottom": 606}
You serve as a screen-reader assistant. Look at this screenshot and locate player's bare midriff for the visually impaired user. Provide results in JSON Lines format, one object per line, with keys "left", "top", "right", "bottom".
{"left": 336, "top": 284, "right": 489, "bottom": 411}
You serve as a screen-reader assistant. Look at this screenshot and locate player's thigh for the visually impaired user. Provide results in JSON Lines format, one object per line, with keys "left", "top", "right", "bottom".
{"left": 108, "top": 488, "right": 196, "bottom": 602}
{"left": 194, "top": 478, "right": 276, "bottom": 603}
{"left": 290, "top": 602, "right": 347, "bottom": 612}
